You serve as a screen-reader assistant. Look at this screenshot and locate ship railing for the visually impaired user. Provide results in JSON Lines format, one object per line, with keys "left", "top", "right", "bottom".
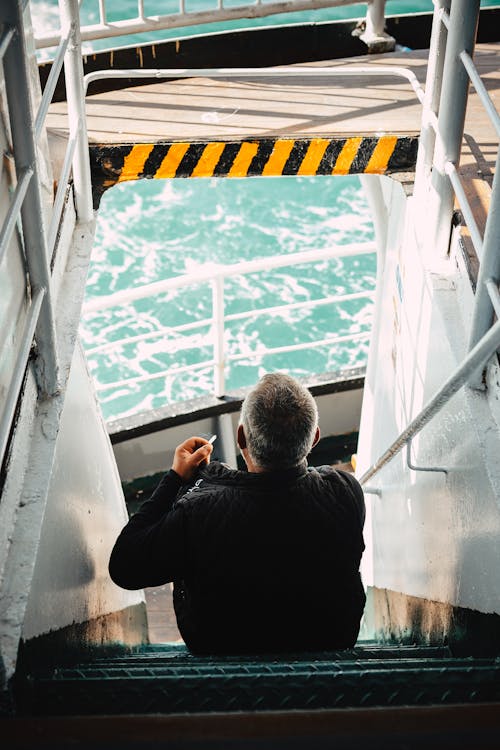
{"left": 0, "top": 0, "right": 92, "bottom": 472}
{"left": 82, "top": 242, "right": 376, "bottom": 400}
{"left": 361, "top": 0, "right": 500, "bottom": 489}
{"left": 35, "top": 0, "right": 389, "bottom": 51}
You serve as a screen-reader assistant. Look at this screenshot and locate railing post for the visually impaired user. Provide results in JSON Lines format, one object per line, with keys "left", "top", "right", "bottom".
{"left": 3, "top": 0, "right": 59, "bottom": 397}
{"left": 59, "top": 0, "right": 94, "bottom": 223}
{"left": 212, "top": 274, "right": 225, "bottom": 398}
{"left": 357, "top": 1, "right": 394, "bottom": 54}
{"left": 467, "top": 148, "right": 500, "bottom": 388}
{"left": 426, "top": 0, "right": 480, "bottom": 257}
{"left": 413, "top": 0, "right": 450, "bottom": 203}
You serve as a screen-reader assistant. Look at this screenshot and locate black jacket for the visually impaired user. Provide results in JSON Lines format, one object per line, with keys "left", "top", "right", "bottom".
{"left": 109, "top": 460, "right": 366, "bottom": 654}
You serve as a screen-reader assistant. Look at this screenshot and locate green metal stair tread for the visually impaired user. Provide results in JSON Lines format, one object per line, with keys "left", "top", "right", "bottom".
{"left": 91, "top": 644, "right": 453, "bottom": 665}
{"left": 43, "top": 656, "right": 499, "bottom": 680}
{"left": 15, "top": 660, "right": 500, "bottom": 716}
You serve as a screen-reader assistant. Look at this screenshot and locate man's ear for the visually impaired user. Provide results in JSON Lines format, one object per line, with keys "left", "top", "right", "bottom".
{"left": 237, "top": 423, "right": 247, "bottom": 450}
{"left": 312, "top": 426, "right": 320, "bottom": 449}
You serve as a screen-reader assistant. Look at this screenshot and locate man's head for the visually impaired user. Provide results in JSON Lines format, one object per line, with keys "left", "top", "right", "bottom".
{"left": 237, "top": 373, "right": 319, "bottom": 471}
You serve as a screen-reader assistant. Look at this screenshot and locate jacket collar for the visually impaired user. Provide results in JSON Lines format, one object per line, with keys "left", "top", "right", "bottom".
{"left": 200, "top": 460, "right": 308, "bottom": 487}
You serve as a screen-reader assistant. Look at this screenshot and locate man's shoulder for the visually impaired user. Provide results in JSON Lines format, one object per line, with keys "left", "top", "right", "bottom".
{"left": 310, "top": 465, "right": 365, "bottom": 525}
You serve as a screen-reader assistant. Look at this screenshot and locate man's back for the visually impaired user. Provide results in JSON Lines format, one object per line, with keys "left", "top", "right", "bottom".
{"left": 110, "top": 374, "right": 366, "bottom": 655}
{"left": 171, "top": 461, "right": 365, "bottom": 653}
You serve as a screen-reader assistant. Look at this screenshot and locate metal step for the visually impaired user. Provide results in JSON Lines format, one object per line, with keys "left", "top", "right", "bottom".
{"left": 14, "top": 643, "right": 500, "bottom": 716}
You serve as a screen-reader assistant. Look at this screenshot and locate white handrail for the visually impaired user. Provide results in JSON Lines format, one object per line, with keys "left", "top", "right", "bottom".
{"left": 84, "top": 241, "right": 376, "bottom": 397}
{"left": 83, "top": 65, "right": 425, "bottom": 105}
{"left": 94, "top": 331, "right": 370, "bottom": 393}
{"left": 86, "top": 289, "right": 374, "bottom": 356}
{"left": 83, "top": 241, "right": 376, "bottom": 314}
{"left": 35, "top": 0, "right": 386, "bottom": 49}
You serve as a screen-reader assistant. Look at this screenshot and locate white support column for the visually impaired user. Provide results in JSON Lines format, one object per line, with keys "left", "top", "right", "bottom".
{"left": 59, "top": 0, "right": 94, "bottom": 224}
{"left": 467, "top": 147, "right": 500, "bottom": 387}
{"left": 426, "top": 0, "right": 480, "bottom": 258}
{"left": 212, "top": 274, "right": 226, "bottom": 398}
{"left": 413, "top": 0, "right": 451, "bottom": 204}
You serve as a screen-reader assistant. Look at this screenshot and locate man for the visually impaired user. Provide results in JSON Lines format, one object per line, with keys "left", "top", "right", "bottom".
{"left": 109, "top": 373, "right": 365, "bottom": 654}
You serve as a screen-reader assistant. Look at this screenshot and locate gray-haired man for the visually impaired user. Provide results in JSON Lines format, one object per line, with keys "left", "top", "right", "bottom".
{"left": 110, "top": 373, "right": 366, "bottom": 654}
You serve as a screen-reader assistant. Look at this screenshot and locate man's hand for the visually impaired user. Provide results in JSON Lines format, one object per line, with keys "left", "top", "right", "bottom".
{"left": 172, "top": 436, "right": 213, "bottom": 482}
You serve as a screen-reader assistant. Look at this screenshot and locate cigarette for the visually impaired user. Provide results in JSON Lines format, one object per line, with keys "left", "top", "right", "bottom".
{"left": 208, "top": 434, "right": 217, "bottom": 444}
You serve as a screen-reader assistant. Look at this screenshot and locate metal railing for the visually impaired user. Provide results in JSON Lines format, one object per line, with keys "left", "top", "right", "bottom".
{"left": 360, "top": 0, "right": 500, "bottom": 487}
{"left": 0, "top": 0, "right": 92, "bottom": 471}
{"left": 83, "top": 242, "right": 376, "bottom": 399}
{"left": 35, "top": 0, "right": 389, "bottom": 50}
{"left": 83, "top": 63, "right": 425, "bottom": 101}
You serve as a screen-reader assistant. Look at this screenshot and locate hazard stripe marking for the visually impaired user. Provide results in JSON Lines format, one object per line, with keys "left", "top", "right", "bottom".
{"left": 332, "top": 137, "right": 363, "bottom": 174}
{"left": 141, "top": 143, "right": 171, "bottom": 178}
{"left": 297, "top": 138, "right": 331, "bottom": 176}
{"left": 247, "top": 141, "right": 275, "bottom": 175}
{"left": 175, "top": 143, "right": 207, "bottom": 177}
{"left": 227, "top": 142, "right": 260, "bottom": 177}
{"left": 212, "top": 143, "right": 243, "bottom": 176}
{"left": 366, "top": 135, "right": 399, "bottom": 174}
{"left": 282, "top": 141, "right": 309, "bottom": 176}
{"left": 117, "top": 144, "right": 155, "bottom": 182}
{"left": 387, "top": 137, "right": 419, "bottom": 171}
{"left": 191, "top": 142, "right": 227, "bottom": 177}
{"left": 350, "top": 137, "right": 378, "bottom": 173}
{"left": 316, "top": 140, "right": 347, "bottom": 174}
{"left": 90, "top": 136, "right": 419, "bottom": 208}
{"left": 156, "top": 143, "right": 191, "bottom": 178}
{"left": 262, "top": 140, "right": 295, "bottom": 176}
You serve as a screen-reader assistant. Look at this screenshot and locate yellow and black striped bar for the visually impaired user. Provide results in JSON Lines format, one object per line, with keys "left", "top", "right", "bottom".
{"left": 90, "top": 135, "right": 418, "bottom": 209}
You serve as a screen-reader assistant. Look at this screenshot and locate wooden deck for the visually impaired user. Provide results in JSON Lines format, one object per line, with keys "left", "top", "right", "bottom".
{"left": 47, "top": 44, "right": 496, "bottom": 150}
{"left": 45, "top": 43, "right": 499, "bottom": 209}
{"left": 46, "top": 44, "right": 497, "bottom": 148}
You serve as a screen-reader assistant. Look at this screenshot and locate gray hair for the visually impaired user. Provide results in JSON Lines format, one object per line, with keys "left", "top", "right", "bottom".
{"left": 240, "top": 373, "right": 318, "bottom": 469}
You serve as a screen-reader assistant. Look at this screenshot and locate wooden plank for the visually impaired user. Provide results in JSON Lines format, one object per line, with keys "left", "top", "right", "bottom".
{"left": 48, "top": 50, "right": 429, "bottom": 143}
{"left": 46, "top": 44, "right": 499, "bottom": 148}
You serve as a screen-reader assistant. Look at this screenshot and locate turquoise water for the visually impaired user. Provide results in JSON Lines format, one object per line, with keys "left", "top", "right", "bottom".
{"left": 32, "top": 1, "right": 496, "bottom": 420}
{"left": 81, "top": 176, "right": 375, "bottom": 419}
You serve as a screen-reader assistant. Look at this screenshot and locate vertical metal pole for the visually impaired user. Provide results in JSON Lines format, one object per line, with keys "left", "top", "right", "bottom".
{"left": 467, "top": 148, "right": 500, "bottom": 387}
{"left": 212, "top": 274, "right": 225, "bottom": 398}
{"left": 413, "top": 0, "right": 450, "bottom": 202}
{"left": 59, "top": 0, "right": 94, "bottom": 223}
{"left": 365, "top": 0, "right": 386, "bottom": 37}
{"left": 3, "top": 0, "right": 59, "bottom": 397}
{"left": 427, "top": 0, "right": 480, "bottom": 256}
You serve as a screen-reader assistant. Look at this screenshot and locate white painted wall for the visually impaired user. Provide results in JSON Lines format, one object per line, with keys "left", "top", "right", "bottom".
{"left": 22, "top": 342, "right": 144, "bottom": 640}
{"left": 357, "top": 179, "right": 500, "bottom": 616}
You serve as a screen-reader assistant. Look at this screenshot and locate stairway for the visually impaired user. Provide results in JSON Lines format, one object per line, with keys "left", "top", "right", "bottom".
{"left": 3, "top": 643, "right": 500, "bottom": 749}
{"left": 13, "top": 642, "right": 500, "bottom": 716}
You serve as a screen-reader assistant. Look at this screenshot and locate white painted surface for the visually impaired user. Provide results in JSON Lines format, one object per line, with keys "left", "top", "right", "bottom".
{"left": 357, "top": 180, "right": 500, "bottom": 616}
{"left": 23, "top": 342, "right": 144, "bottom": 640}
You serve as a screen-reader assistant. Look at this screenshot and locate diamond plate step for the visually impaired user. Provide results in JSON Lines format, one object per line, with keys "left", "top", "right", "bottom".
{"left": 14, "top": 644, "right": 500, "bottom": 716}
